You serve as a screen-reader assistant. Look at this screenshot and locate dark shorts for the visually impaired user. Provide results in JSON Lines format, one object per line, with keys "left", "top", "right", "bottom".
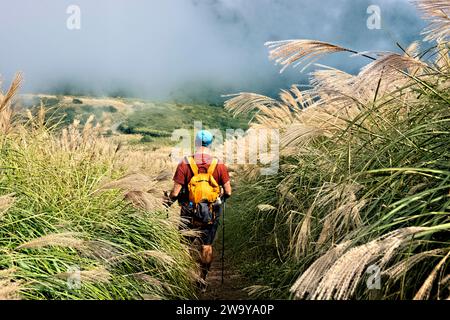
{"left": 180, "top": 203, "right": 222, "bottom": 245}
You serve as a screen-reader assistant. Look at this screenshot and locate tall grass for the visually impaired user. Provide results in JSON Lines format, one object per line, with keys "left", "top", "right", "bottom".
{"left": 225, "top": 0, "right": 450, "bottom": 300}
{"left": 0, "top": 76, "right": 197, "bottom": 299}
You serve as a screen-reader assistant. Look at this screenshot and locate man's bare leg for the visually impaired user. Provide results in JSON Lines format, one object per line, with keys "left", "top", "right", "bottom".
{"left": 200, "top": 244, "right": 213, "bottom": 281}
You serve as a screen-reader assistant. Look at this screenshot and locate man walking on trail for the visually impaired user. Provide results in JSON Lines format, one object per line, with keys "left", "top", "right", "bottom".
{"left": 164, "top": 130, "right": 232, "bottom": 292}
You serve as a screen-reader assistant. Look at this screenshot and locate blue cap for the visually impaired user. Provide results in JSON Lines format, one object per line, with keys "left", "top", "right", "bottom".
{"left": 195, "top": 130, "right": 213, "bottom": 147}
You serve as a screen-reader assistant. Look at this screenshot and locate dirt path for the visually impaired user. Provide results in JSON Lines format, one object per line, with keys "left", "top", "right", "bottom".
{"left": 199, "top": 244, "right": 250, "bottom": 300}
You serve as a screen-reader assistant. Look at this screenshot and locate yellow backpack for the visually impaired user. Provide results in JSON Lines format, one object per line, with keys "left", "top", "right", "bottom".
{"left": 187, "top": 156, "right": 220, "bottom": 205}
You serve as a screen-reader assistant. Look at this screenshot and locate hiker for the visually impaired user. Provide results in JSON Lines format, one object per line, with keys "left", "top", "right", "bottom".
{"left": 163, "top": 130, "right": 231, "bottom": 292}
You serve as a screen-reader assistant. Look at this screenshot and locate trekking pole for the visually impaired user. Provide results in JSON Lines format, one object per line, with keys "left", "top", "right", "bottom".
{"left": 221, "top": 201, "right": 225, "bottom": 285}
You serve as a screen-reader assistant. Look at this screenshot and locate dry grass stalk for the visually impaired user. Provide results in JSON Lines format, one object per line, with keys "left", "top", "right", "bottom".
{"left": 57, "top": 117, "right": 112, "bottom": 158}
{"left": 291, "top": 206, "right": 313, "bottom": 259}
{"left": 124, "top": 190, "right": 165, "bottom": 212}
{"left": 354, "top": 53, "right": 428, "bottom": 92}
{"left": 142, "top": 293, "right": 163, "bottom": 300}
{"left": 99, "top": 172, "right": 169, "bottom": 211}
{"left": 405, "top": 41, "right": 421, "bottom": 58}
{"left": 440, "top": 274, "right": 450, "bottom": 287}
{"left": 0, "top": 73, "right": 22, "bottom": 112}
{"left": 141, "top": 250, "right": 175, "bottom": 265}
{"left": 100, "top": 173, "right": 158, "bottom": 193}
{"left": 414, "top": 0, "right": 450, "bottom": 41}
{"left": 291, "top": 227, "right": 427, "bottom": 299}
{"left": 315, "top": 183, "right": 365, "bottom": 246}
{"left": 226, "top": 45, "right": 433, "bottom": 156}
{"left": 0, "top": 268, "right": 17, "bottom": 278}
{"left": 0, "top": 73, "right": 23, "bottom": 134}
{"left": 225, "top": 83, "right": 362, "bottom": 150}
{"left": 133, "top": 274, "right": 174, "bottom": 299}
{"left": 383, "top": 248, "right": 446, "bottom": 281}
{"left": 317, "top": 199, "right": 366, "bottom": 246}
{"left": 225, "top": 85, "right": 315, "bottom": 129}
{"left": 265, "top": 40, "right": 355, "bottom": 73}
{"left": 281, "top": 123, "right": 325, "bottom": 148}
{"left": 0, "top": 279, "right": 22, "bottom": 300}
{"left": 16, "top": 232, "right": 86, "bottom": 250}
{"left": 107, "top": 249, "right": 175, "bottom": 266}
{"left": 56, "top": 266, "right": 111, "bottom": 284}
{"left": 224, "top": 92, "right": 281, "bottom": 116}
{"left": 289, "top": 183, "right": 365, "bottom": 258}
{"left": 290, "top": 241, "right": 352, "bottom": 299}
{"left": 0, "top": 193, "right": 15, "bottom": 217}
{"left": 0, "top": 268, "right": 21, "bottom": 300}
{"left": 114, "top": 146, "right": 176, "bottom": 176}
{"left": 180, "top": 228, "right": 202, "bottom": 239}
{"left": 257, "top": 204, "right": 276, "bottom": 212}
{"left": 83, "top": 240, "right": 121, "bottom": 262}
{"left": 439, "top": 274, "right": 450, "bottom": 299}
{"left": 434, "top": 42, "right": 450, "bottom": 71}
{"left": 310, "top": 54, "right": 426, "bottom": 117}
{"left": 244, "top": 285, "right": 271, "bottom": 297}
{"left": 79, "top": 267, "right": 111, "bottom": 283}
{"left": 235, "top": 38, "right": 439, "bottom": 151}
{"left": 413, "top": 250, "right": 450, "bottom": 300}
{"left": 309, "top": 68, "right": 359, "bottom": 107}
{"left": 133, "top": 273, "right": 162, "bottom": 287}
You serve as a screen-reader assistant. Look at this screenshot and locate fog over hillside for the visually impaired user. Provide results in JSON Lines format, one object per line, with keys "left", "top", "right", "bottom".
{"left": 0, "top": 0, "right": 425, "bottom": 102}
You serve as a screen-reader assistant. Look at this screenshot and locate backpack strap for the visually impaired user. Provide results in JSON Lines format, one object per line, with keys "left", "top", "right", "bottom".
{"left": 187, "top": 156, "right": 198, "bottom": 175}
{"left": 207, "top": 158, "right": 218, "bottom": 175}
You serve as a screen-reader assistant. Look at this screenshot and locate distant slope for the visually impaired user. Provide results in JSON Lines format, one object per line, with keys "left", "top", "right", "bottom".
{"left": 17, "top": 94, "right": 250, "bottom": 145}
{"left": 119, "top": 102, "right": 251, "bottom": 139}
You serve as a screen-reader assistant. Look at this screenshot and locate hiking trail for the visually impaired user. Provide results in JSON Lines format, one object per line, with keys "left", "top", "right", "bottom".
{"left": 146, "top": 146, "right": 250, "bottom": 300}
{"left": 199, "top": 243, "right": 250, "bottom": 300}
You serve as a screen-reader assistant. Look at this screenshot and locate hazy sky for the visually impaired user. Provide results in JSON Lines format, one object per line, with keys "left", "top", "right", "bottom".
{"left": 0, "top": 0, "right": 426, "bottom": 102}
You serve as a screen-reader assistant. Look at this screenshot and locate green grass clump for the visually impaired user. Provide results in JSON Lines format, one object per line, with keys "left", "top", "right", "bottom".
{"left": 227, "top": 95, "right": 450, "bottom": 299}
{"left": 224, "top": 17, "right": 450, "bottom": 299}
{"left": 0, "top": 124, "right": 197, "bottom": 299}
